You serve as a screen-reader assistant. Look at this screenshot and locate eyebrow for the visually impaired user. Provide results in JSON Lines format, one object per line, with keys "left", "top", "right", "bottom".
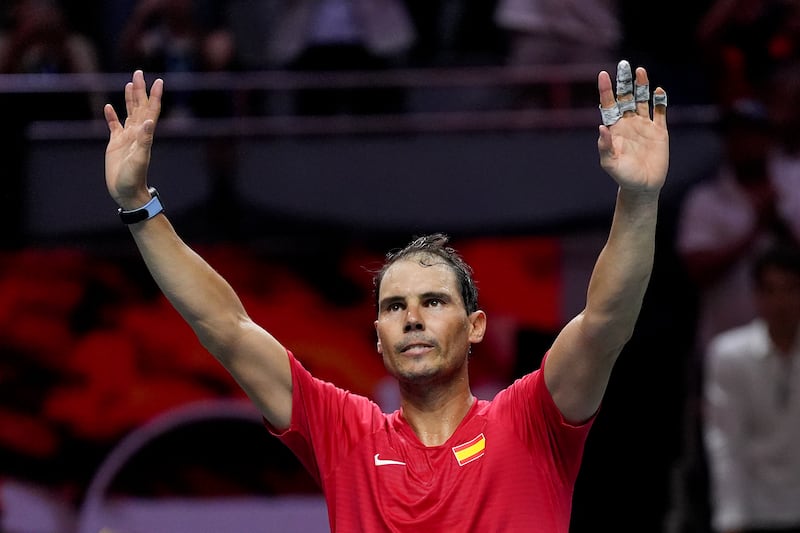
{"left": 378, "top": 291, "right": 452, "bottom": 310}
{"left": 420, "top": 291, "right": 452, "bottom": 302}
{"left": 378, "top": 295, "right": 405, "bottom": 310}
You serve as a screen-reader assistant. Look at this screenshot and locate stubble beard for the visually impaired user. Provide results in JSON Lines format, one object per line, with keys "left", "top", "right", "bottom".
{"left": 386, "top": 349, "right": 468, "bottom": 390}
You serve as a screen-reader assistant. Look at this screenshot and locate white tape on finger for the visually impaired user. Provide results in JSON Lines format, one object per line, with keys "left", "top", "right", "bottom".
{"left": 615, "top": 60, "right": 633, "bottom": 96}
{"left": 599, "top": 103, "right": 622, "bottom": 126}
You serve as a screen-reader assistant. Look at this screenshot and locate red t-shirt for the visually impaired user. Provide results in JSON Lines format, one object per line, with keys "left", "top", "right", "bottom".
{"left": 269, "top": 351, "right": 593, "bottom": 532}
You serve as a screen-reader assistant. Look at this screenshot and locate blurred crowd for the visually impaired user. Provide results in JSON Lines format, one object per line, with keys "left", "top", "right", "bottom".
{"left": 0, "top": 0, "right": 716, "bottom": 119}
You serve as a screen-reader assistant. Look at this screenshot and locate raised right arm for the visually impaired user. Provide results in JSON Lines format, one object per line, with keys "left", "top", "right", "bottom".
{"left": 104, "top": 71, "right": 293, "bottom": 429}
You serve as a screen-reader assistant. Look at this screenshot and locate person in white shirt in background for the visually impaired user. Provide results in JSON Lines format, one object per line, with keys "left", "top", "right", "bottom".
{"left": 704, "top": 243, "right": 800, "bottom": 533}
{"left": 677, "top": 101, "right": 800, "bottom": 355}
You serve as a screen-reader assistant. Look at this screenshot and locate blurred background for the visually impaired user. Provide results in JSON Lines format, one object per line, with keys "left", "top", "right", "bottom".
{"left": 2, "top": 0, "right": 799, "bottom": 531}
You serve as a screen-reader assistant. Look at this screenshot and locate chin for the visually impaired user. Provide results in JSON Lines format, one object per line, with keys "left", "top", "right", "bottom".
{"left": 394, "top": 364, "right": 452, "bottom": 387}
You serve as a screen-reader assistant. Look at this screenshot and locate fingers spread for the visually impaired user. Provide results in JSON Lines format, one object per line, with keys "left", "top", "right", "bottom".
{"left": 121, "top": 71, "right": 163, "bottom": 128}
{"left": 599, "top": 61, "right": 668, "bottom": 128}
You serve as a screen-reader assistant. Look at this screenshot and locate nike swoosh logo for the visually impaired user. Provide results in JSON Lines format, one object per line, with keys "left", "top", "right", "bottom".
{"left": 374, "top": 453, "right": 406, "bottom": 466}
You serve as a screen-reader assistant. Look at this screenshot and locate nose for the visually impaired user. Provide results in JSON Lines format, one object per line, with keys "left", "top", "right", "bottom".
{"left": 403, "top": 306, "right": 424, "bottom": 332}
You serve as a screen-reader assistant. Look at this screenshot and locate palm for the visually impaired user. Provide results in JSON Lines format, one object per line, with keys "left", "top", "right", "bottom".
{"left": 600, "top": 115, "right": 669, "bottom": 191}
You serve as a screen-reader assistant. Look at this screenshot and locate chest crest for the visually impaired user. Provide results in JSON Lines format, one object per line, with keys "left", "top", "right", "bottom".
{"left": 452, "top": 433, "right": 486, "bottom": 466}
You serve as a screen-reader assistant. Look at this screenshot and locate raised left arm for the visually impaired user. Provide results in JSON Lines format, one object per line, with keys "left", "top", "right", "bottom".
{"left": 544, "top": 60, "right": 669, "bottom": 423}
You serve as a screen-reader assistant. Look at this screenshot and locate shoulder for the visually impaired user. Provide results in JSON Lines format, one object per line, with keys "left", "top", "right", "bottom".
{"left": 707, "top": 320, "right": 769, "bottom": 366}
{"left": 289, "top": 351, "right": 384, "bottom": 415}
{"left": 492, "top": 367, "right": 546, "bottom": 403}
{"left": 488, "top": 366, "right": 586, "bottom": 428}
{"left": 683, "top": 172, "right": 745, "bottom": 207}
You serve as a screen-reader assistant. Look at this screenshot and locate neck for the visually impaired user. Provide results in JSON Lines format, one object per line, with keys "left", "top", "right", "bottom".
{"left": 399, "top": 379, "right": 474, "bottom": 447}
{"left": 771, "top": 324, "right": 798, "bottom": 356}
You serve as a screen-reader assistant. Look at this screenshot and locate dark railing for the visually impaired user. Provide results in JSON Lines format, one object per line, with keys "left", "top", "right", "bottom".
{"left": 1, "top": 65, "right": 717, "bottom": 140}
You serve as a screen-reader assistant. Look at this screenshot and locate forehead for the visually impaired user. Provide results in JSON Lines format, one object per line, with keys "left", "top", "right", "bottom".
{"left": 379, "top": 258, "right": 459, "bottom": 297}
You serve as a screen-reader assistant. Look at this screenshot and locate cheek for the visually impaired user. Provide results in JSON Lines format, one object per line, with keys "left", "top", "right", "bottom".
{"left": 375, "top": 323, "right": 393, "bottom": 352}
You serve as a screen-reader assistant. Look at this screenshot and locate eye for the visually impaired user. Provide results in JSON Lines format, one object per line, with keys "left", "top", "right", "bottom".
{"left": 388, "top": 302, "right": 404, "bottom": 312}
{"left": 427, "top": 298, "right": 443, "bottom": 307}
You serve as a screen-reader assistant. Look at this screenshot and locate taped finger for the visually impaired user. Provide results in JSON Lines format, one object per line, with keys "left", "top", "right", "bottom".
{"left": 615, "top": 60, "right": 633, "bottom": 97}
{"left": 599, "top": 103, "right": 622, "bottom": 126}
{"left": 635, "top": 83, "right": 650, "bottom": 102}
{"left": 618, "top": 99, "right": 636, "bottom": 114}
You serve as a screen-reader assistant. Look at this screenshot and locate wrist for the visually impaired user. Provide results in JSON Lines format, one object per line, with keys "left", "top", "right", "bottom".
{"left": 617, "top": 186, "right": 661, "bottom": 203}
{"left": 116, "top": 189, "right": 154, "bottom": 211}
{"left": 117, "top": 187, "right": 164, "bottom": 224}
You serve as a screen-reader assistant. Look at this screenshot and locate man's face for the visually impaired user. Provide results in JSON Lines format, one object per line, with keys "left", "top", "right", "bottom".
{"left": 756, "top": 266, "right": 800, "bottom": 335}
{"left": 374, "top": 258, "right": 485, "bottom": 386}
{"left": 727, "top": 127, "right": 770, "bottom": 186}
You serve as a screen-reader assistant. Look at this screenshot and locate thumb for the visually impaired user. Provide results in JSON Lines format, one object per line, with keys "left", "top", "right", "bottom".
{"left": 597, "top": 125, "right": 613, "bottom": 157}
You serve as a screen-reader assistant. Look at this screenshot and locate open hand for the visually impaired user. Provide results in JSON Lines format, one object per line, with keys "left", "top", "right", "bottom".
{"left": 597, "top": 61, "right": 669, "bottom": 193}
{"left": 104, "top": 70, "right": 163, "bottom": 210}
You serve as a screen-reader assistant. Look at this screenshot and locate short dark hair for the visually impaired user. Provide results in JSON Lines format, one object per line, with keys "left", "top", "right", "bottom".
{"left": 373, "top": 233, "right": 479, "bottom": 314}
{"left": 751, "top": 242, "right": 800, "bottom": 287}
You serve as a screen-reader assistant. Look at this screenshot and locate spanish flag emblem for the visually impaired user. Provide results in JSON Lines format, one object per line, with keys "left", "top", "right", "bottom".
{"left": 452, "top": 433, "right": 486, "bottom": 466}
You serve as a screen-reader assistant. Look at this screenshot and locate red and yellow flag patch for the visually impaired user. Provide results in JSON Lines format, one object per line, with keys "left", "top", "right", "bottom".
{"left": 452, "top": 433, "right": 486, "bottom": 466}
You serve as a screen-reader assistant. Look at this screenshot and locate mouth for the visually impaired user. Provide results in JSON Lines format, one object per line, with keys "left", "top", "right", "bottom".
{"left": 399, "top": 341, "right": 436, "bottom": 354}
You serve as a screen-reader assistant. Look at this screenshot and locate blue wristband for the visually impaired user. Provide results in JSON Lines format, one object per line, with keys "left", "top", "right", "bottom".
{"left": 118, "top": 187, "right": 164, "bottom": 224}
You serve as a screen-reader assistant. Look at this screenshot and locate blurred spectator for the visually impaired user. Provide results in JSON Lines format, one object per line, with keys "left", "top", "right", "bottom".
{"left": 766, "top": 62, "right": 800, "bottom": 164}
{"left": 403, "top": 0, "right": 506, "bottom": 67}
{"left": 401, "top": 0, "right": 445, "bottom": 66}
{"left": 0, "top": 0, "right": 103, "bottom": 119}
{"left": 0, "top": 0, "right": 103, "bottom": 246}
{"left": 117, "top": 0, "right": 245, "bottom": 233}
{"left": 118, "top": 0, "right": 239, "bottom": 118}
{"left": 493, "top": 0, "right": 620, "bottom": 108}
{"left": 696, "top": 0, "right": 800, "bottom": 110}
{"left": 266, "top": 0, "right": 416, "bottom": 115}
{"left": 449, "top": 0, "right": 507, "bottom": 66}
{"left": 677, "top": 104, "right": 800, "bottom": 353}
{"left": 703, "top": 243, "right": 800, "bottom": 533}
{"left": 670, "top": 104, "right": 800, "bottom": 533}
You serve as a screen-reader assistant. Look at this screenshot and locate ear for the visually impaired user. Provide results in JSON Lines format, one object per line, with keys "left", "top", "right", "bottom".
{"left": 468, "top": 310, "right": 487, "bottom": 344}
{"left": 374, "top": 319, "right": 383, "bottom": 354}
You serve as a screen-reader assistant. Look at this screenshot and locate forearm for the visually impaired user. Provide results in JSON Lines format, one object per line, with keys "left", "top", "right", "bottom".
{"left": 128, "top": 214, "right": 248, "bottom": 356}
{"left": 582, "top": 187, "right": 658, "bottom": 352}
